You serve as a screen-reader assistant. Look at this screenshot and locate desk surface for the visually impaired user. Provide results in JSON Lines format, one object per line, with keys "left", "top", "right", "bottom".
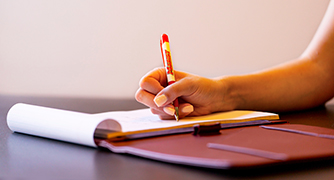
{"left": 1, "top": 95, "right": 334, "bottom": 180}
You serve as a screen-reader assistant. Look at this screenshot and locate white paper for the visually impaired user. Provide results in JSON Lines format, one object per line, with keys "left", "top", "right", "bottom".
{"left": 7, "top": 103, "right": 116, "bottom": 147}
{"left": 7, "top": 103, "right": 279, "bottom": 148}
{"left": 93, "top": 109, "right": 278, "bottom": 132}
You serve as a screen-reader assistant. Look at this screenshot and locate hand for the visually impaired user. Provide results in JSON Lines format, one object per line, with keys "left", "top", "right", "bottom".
{"left": 135, "top": 67, "right": 233, "bottom": 119}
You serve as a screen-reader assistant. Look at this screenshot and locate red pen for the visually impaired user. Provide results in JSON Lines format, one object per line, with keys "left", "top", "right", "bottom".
{"left": 160, "top": 33, "right": 180, "bottom": 121}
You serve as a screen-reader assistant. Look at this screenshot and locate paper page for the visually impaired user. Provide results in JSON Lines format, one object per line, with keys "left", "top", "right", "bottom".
{"left": 7, "top": 103, "right": 118, "bottom": 147}
{"left": 93, "top": 109, "right": 278, "bottom": 132}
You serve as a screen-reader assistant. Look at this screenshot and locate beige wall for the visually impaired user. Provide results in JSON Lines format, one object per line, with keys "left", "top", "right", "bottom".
{"left": 0, "top": 0, "right": 330, "bottom": 98}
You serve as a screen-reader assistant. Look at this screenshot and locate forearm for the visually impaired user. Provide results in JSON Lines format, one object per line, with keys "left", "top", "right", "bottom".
{"left": 221, "top": 58, "right": 334, "bottom": 112}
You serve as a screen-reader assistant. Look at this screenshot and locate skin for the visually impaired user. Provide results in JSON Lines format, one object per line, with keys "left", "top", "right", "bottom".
{"left": 135, "top": 0, "right": 334, "bottom": 120}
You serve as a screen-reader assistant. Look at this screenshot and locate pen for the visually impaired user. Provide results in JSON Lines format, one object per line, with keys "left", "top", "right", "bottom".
{"left": 160, "top": 33, "right": 180, "bottom": 121}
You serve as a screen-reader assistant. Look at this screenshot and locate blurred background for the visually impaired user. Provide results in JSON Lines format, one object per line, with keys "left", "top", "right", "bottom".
{"left": 0, "top": 0, "right": 330, "bottom": 99}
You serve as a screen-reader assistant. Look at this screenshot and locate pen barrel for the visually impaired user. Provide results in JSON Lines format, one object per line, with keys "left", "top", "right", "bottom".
{"left": 160, "top": 34, "right": 176, "bottom": 83}
{"left": 168, "top": 80, "right": 175, "bottom": 84}
{"left": 160, "top": 33, "right": 179, "bottom": 120}
{"left": 173, "top": 98, "right": 179, "bottom": 107}
{"left": 166, "top": 75, "right": 175, "bottom": 83}
{"left": 161, "top": 43, "right": 175, "bottom": 80}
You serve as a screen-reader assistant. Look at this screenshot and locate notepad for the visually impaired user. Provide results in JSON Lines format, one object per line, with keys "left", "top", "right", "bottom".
{"left": 7, "top": 103, "right": 279, "bottom": 147}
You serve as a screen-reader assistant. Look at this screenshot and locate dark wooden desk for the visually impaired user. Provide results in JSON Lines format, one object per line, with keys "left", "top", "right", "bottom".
{"left": 1, "top": 95, "right": 334, "bottom": 179}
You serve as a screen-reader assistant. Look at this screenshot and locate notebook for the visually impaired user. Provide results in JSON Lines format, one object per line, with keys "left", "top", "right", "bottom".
{"left": 7, "top": 103, "right": 279, "bottom": 147}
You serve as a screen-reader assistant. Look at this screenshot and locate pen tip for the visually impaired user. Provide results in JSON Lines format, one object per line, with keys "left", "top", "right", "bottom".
{"left": 174, "top": 107, "right": 179, "bottom": 122}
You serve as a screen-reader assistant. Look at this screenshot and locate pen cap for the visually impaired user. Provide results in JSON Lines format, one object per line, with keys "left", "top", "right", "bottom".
{"left": 161, "top": 33, "right": 169, "bottom": 43}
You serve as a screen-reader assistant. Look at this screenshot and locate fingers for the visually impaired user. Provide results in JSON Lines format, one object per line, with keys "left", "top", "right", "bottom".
{"left": 136, "top": 67, "right": 167, "bottom": 109}
{"left": 180, "top": 103, "right": 194, "bottom": 116}
{"left": 150, "top": 103, "right": 194, "bottom": 120}
{"left": 137, "top": 84, "right": 195, "bottom": 120}
{"left": 153, "top": 77, "right": 197, "bottom": 107}
{"left": 136, "top": 88, "right": 174, "bottom": 119}
{"left": 136, "top": 67, "right": 196, "bottom": 119}
{"left": 136, "top": 91, "right": 195, "bottom": 120}
{"left": 135, "top": 88, "right": 158, "bottom": 108}
{"left": 139, "top": 67, "right": 166, "bottom": 95}
{"left": 153, "top": 94, "right": 168, "bottom": 107}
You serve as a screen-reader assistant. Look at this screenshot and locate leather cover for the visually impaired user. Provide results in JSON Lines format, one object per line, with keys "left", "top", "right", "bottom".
{"left": 97, "top": 124, "right": 334, "bottom": 169}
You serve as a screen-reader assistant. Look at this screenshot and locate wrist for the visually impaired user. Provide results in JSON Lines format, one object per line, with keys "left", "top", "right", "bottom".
{"left": 212, "top": 76, "right": 240, "bottom": 112}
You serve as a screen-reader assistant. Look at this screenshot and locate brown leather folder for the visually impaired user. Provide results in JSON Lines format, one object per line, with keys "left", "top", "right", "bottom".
{"left": 97, "top": 124, "right": 334, "bottom": 169}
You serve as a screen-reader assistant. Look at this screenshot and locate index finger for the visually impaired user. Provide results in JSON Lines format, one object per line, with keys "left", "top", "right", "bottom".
{"left": 139, "top": 67, "right": 167, "bottom": 95}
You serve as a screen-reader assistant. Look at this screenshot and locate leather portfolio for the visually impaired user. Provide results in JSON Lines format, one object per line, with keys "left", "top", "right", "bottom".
{"left": 97, "top": 124, "right": 334, "bottom": 169}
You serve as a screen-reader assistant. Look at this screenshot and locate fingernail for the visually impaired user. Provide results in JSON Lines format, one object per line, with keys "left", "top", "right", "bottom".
{"left": 154, "top": 94, "right": 167, "bottom": 107}
{"left": 182, "top": 105, "right": 194, "bottom": 113}
{"left": 163, "top": 106, "right": 175, "bottom": 116}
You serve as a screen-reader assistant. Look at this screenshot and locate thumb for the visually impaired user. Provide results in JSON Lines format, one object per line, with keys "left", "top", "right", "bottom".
{"left": 153, "top": 77, "right": 196, "bottom": 107}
